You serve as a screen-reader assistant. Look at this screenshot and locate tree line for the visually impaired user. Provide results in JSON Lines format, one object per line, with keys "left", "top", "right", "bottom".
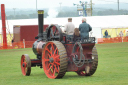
{"left": 0, "top": 8, "right": 128, "bottom": 20}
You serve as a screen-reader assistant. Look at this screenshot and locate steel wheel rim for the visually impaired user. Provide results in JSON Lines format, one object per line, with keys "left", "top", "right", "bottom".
{"left": 43, "top": 42, "right": 60, "bottom": 79}
{"left": 21, "top": 54, "right": 31, "bottom": 76}
{"left": 21, "top": 55, "right": 27, "bottom": 76}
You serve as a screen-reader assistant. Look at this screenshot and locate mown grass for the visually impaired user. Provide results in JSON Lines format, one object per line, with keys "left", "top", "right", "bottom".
{"left": 0, "top": 42, "right": 128, "bottom": 85}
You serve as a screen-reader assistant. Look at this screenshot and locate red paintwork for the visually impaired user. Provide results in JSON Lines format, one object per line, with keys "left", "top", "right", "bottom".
{"left": 1, "top": 4, "right": 7, "bottom": 49}
{"left": 31, "top": 59, "right": 41, "bottom": 64}
{"left": 65, "top": 43, "right": 95, "bottom": 72}
{"left": 42, "top": 42, "right": 60, "bottom": 79}
{"left": 21, "top": 55, "right": 27, "bottom": 76}
{"left": 35, "top": 41, "right": 95, "bottom": 72}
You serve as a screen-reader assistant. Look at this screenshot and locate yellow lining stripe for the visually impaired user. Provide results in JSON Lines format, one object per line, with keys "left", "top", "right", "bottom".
{"left": 38, "top": 10, "right": 44, "bottom": 14}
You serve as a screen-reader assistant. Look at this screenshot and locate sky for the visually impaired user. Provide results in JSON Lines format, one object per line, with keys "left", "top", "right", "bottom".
{"left": 1, "top": 0, "right": 128, "bottom": 9}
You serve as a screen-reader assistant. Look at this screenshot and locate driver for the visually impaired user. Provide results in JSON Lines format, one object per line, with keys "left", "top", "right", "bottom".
{"left": 64, "top": 18, "right": 75, "bottom": 40}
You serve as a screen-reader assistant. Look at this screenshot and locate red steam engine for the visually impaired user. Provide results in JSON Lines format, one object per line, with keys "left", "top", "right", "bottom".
{"left": 20, "top": 10, "right": 98, "bottom": 79}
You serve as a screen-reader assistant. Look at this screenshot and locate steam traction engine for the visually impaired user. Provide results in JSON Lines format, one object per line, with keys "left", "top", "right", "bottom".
{"left": 21, "top": 10, "right": 98, "bottom": 79}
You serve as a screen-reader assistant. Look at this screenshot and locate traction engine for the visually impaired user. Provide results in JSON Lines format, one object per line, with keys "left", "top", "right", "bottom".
{"left": 21, "top": 10, "right": 98, "bottom": 79}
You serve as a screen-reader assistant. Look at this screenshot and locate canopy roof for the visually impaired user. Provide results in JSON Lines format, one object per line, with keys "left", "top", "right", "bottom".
{"left": 0, "top": 15, "right": 128, "bottom": 34}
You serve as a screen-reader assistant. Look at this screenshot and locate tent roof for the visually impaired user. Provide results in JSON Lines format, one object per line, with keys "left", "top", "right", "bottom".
{"left": 0, "top": 15, "right": 128, "bottom": 34}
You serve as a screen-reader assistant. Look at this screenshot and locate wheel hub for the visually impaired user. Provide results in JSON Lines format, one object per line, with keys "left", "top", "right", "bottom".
{"left": 22, "top": 63, "right": 25, "bottom": 67}
{"left": 49, "top": 57, "right": 54, "bottom": 63}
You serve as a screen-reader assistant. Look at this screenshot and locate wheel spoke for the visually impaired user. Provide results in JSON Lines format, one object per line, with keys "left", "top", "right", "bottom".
{"left": 48, "top": 63, "right": 52, "bottom": 68}
{"left": 54, "top": 55, "right": 60, "bottom": 59}
{"left": 47, "top": 66, "right": 52, "bottom": 74}
{"left": 52, "top": 68, "right": 56, "bottom": 77}
{"left": 51, "top": 64, "right": 54, "bottom": 72}
{"left": 51, "top": 29, "right": 54, "bottom": 37}
{"left": 56, "top": 58, "right": 60, "bottom": 62}
{"left": 53, "top": 47, "right": 57, "bottom": 56}
{"left": 51, "top": 43, "right": 54, "bottom": 52}
{"left": 54, "top": 62, "right": 60, "bottom": 66}
{"left": 53, "top": 28, "right": 57, "bottom": 36}
{"left": 44, "top": 59, "right": 49, "bottom": 62}
{"left": 54, "top": 65, "right": 59, "bottom": 73}
{"left": 46, "top": 48, "right": 51, "bottom": 54}
{"left": 54, "top": 55, "right": 60, "bottom": 62}
{"left": 48, "top": 63, "right": 51, "bottom": 67}
{"left": 46, "top": 48, "right": 52, "bottom": 56}
{"left": 48, "top": 53, "right": 51, "bottom": 58}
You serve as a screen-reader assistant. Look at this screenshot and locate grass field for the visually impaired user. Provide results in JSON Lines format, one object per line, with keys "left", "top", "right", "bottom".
{"left": 0, "top": 42, "right": 128, "bottom": 85}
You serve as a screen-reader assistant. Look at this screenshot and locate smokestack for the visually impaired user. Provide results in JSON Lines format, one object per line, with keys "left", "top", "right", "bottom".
{"left": 38, "top": 10, "right": 44, "bottom": 39}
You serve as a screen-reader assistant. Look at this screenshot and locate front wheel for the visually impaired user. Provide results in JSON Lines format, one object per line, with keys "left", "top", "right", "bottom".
{"left": 21, "top": 54, "right": 31, "bottom": 76}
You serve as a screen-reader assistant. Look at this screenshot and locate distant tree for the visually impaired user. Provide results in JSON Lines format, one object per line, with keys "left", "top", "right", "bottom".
{"left": 3, "top": 7, "right": 128, "bottom": 20}
{"left": 15, "top": 15, "right": 20, "bottom": 19}
{"left": 29, "top": 13, "right": 37, "bottom": 18}
{"left": 7, "top": 15, "right": 15, "bottom": 19}
{"left": 20, "top": 14, "right": 29, "bottom": 19}
{"left": 15, "top": 14, "right": 29, "bottom": 19}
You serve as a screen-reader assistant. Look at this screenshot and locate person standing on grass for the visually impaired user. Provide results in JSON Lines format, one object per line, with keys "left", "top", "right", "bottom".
{"left": 119, "top": 31, "right": 123, "bottom": 37}
{"left": 104, "top": 30, "right": 108, "bottom": 38}
{"left": 119, "top": 31, "right": 124, "bottom": 42}
{"left": 126, "top": 31, "right": 128, "bottom": 36}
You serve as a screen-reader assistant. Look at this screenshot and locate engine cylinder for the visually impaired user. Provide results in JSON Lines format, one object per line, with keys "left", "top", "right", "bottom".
{"left": 32, "top": 41, "right": 45, "bottom": 55}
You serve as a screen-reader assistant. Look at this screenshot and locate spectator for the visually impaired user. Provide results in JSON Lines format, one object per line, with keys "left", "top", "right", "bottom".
{"left": 11, "top": 37, "right": 14, "bottom": 43}
{"left": 64, "top": 18, "right": 75, "bottom": 40}
{"left": 119, "top": 31, "right": 123, "bottom": 37}
{"left": 104, "top": 30, "right": 108, "bottom": 38}
{"left": 79, "top": 18, "right": 92, "bottom": 41}
{"left": 126, "top": 31, "right": 128, "bottom": 36}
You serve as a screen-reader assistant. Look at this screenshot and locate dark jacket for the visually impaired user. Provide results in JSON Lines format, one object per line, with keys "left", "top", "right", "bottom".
{"left": 105, "top": 31, "right": 108, "bottom": 36}
{"left": 79, "top": 22, "right": 92, "bottom": 39}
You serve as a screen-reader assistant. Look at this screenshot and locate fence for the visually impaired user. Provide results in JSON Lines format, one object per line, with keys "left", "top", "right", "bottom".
{"left": 0, "top": 37, "right": 128, "bottom": 50}
{"left": 97, "top": 36, "right": 128, "bottom": 44}
{"left": 0, "top": 41, "right": 35, "bottom": 50}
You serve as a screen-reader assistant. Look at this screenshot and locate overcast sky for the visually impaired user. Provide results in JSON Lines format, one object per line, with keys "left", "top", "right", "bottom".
{"left": 1, "top": 0, "right": 128, "bottom": 9}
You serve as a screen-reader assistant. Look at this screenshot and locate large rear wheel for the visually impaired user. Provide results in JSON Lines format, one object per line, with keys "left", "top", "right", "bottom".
{"left": 42, "top": 41, "right": 67, "bottom": 79}
{"left": 76, "top": 46, "right": 98, "bottom": 76}
{"left": 21, "top": 54, "right": 31, "bottom": 76}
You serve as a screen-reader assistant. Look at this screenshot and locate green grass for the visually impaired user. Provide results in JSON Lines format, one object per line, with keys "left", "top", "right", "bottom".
{"left": 0, "top": 42, "right": 128, "bottom": 85}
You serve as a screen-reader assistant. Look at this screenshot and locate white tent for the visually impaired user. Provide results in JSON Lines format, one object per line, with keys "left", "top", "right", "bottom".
{"left": 0, "top": 15, "right": 128, "bottom": 38}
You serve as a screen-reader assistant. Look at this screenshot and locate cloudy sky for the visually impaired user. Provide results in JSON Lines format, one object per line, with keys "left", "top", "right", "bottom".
{"left": 1, "top": 0, "right": 128, "bottom": 9}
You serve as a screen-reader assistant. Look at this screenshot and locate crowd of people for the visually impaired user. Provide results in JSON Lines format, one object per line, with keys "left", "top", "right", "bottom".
{"left": 104, "top": 30, "right": 128, "bottom": 38}
{"left": 63, "top": 18, "right": 92, "bottom": 42}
